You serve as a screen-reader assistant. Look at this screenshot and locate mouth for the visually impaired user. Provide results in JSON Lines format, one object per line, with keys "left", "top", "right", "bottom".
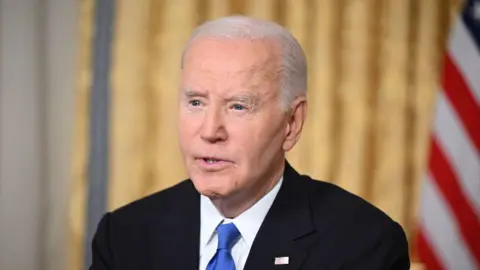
{"left": 195, "top": 156, "right": 233, "bottom": 171}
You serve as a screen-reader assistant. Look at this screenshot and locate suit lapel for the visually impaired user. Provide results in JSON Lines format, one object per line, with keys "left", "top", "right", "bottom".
{"left": 150, "top": 180, "right": 201, "bottom": 270}
{"left": 244, "top": 162, "right": 315, "bottom": 270}
{"left": 148, "top": 162, "right": 314, "bottom": 270}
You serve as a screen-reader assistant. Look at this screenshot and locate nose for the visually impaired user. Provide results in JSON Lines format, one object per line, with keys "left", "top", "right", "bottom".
{"left": 200, "top": 106, "right": 228, "bottom": 143}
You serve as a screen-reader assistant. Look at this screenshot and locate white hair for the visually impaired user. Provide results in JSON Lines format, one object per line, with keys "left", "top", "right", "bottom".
{"left": 181, "top": 15, "right": 307, "bottom": 111}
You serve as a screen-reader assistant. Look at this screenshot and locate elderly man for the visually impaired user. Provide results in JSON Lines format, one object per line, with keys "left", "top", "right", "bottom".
{"left": 90, "top": 15, "right": 410, "bottom": 270}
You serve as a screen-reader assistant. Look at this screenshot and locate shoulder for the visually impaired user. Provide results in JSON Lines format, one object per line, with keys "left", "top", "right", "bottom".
{"left": 89, "top": 180, "right": 198, "bottom": 268}
{"left": 299, "top": 175, "right": 407, "bottom": 247}
{"left": 297, "top": 176, "right": 409, "bottom": 266}
{"left": 106, "top": 179, "right": 196, "bottom": 226}
{"left": 299, "top": 175, "right": 397, "bottom": 226}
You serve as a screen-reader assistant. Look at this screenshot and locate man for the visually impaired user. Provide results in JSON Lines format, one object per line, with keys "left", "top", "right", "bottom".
{"left": 90, "top": 15, "right": 410, "bottom": 270}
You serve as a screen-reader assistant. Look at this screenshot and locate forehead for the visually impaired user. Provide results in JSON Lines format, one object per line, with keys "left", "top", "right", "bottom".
{"left": 181, "top": 38, "right": 281, "bottom": 91}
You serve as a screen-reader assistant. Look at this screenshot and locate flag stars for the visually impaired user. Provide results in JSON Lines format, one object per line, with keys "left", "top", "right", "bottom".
{"left": 473, "top": 1, "right": 480, "bottom": 21}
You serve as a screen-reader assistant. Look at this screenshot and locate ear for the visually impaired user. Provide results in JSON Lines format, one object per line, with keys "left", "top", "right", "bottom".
{"left": 282, "top": 97, "right": 307, "bottom": 151}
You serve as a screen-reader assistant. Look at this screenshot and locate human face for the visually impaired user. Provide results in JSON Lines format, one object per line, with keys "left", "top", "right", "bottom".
{"left": 178, "top": 38, "right": 301, "bottom": 200}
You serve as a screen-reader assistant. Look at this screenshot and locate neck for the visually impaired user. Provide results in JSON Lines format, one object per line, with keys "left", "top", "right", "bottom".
{"left": 211, "top": 159, "right": 285, "bottom": 218}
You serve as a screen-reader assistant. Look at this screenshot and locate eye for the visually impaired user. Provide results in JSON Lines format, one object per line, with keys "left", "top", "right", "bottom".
{"left": 189, "top": 99, "right": 201, "bottom": 107}
{"left": 232, "top": 104, "right": 246, "bottom": 111}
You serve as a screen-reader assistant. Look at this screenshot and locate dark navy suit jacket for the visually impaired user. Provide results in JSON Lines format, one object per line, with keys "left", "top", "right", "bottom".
{"left": 90, "top": 162, "right": 410, "bottom": 269}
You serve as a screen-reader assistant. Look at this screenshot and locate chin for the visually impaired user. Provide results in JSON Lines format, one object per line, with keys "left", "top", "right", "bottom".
{"left": 189, "top": 171, "right": 235, "bottom": 198}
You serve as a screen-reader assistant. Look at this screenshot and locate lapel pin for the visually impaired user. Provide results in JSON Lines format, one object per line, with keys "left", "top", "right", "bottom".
{"left": 274, "top": 256, "right": 289, "bottom": 265}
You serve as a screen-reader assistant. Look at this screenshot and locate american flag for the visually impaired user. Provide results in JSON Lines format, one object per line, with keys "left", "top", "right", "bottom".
{"left": 416, "top": 0, "right": 480, "bottom": 269}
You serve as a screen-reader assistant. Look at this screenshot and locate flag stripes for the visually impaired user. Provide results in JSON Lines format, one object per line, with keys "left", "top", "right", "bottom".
{"left": 417, "top": 0, "right": 480, "bottom": 269}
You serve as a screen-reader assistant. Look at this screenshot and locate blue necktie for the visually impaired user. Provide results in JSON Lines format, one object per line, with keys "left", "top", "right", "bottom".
{"left": 206, "top": 223, "right": 240, "bottom": 270}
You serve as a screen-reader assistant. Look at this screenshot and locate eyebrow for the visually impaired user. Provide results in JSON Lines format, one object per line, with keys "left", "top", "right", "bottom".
{"left": 226, "top": 93, "right": 257, "bottom": 104}
{"left": 181, "top": 87, "right": 258, "bottom": 107}
{"left": 181, "top": 87, "right": 207, "bottom": 98}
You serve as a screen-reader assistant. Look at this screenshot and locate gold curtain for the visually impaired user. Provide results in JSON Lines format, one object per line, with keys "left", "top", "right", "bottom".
{"left": 70, "top": 0, "right": 463, "bottom": 269}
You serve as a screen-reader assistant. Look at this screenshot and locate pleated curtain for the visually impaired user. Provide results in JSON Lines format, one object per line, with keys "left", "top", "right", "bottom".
{"left": 70, "top": 0, "right": 462, "bottom": 269}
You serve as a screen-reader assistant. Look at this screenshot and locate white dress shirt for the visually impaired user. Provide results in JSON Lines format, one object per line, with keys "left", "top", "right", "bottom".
{"left": 199, "top": 177, "right": 283, "bottom": 270}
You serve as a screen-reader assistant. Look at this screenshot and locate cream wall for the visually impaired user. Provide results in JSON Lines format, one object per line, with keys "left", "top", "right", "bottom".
{"left": 0, "top": 0, "right": 77, "bottom": 269}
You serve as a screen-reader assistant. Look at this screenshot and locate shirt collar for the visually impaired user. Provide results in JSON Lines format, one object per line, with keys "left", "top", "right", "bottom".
{"left": 200, "top": 194, "right": 224, "bottom": 252}
{"left": 200, "top": 176, "right": 284, "bottom": 253}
